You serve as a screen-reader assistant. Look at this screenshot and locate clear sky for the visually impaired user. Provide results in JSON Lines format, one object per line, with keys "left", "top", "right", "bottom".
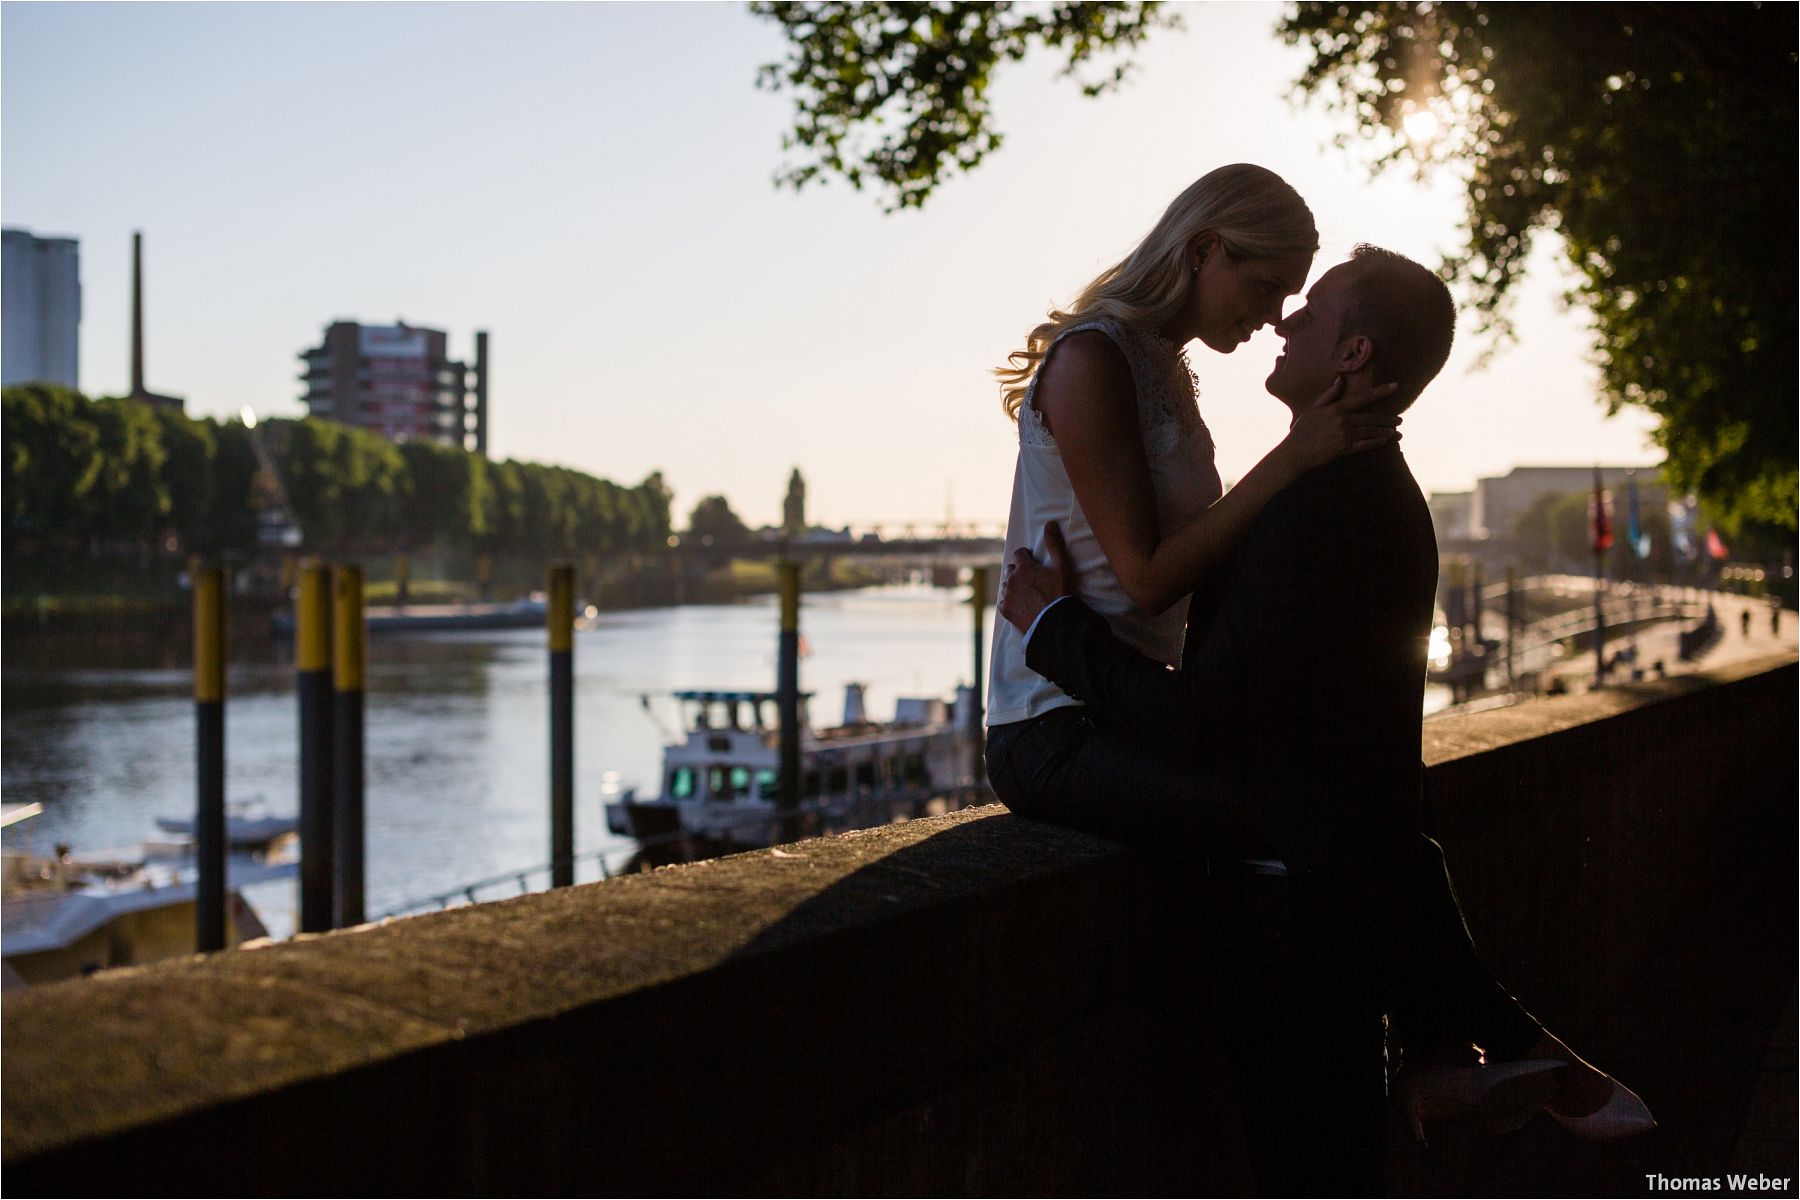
{"left": 2, "top": 1, "right": 1659, "bottom": 528}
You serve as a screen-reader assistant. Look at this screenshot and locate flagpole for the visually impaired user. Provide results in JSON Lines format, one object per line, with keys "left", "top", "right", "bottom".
{"left": 1627, "top": 473, "right": 1640, "bottom": 677}
{"left": 1592, "top": 467, "right": 1609, "bottom": 687}
{"left": 1595, "top": 549, "right": 1606, "bottom": 685}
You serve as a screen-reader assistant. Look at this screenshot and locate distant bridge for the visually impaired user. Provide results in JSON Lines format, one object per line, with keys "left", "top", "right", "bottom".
{"left": 731, "top": 522, "right": 1006, "bottom": 562}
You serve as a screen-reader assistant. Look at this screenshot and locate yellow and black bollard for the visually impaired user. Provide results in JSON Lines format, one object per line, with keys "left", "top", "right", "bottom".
{"left": 548, "top": 563, "right": 575, "bottom": 888}
{"left": 969, "top": 565, "right": 989, "bottom": 784}
{"left": 776, "top": 561, "right": 802, "bottom": 838}
{"left": 296, "top": 561, "right": 335, "bottom": 933}
{"left": 192, "top": 564, "right": 228, "bottom": 953}
{"left": 332, "top": 565, "right": 366, "bottom": 927}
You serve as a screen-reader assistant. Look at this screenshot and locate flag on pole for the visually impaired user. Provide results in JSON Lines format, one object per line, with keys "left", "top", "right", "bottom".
{"left": 1590, "top": 468, "right": 1613, "bottom": 554}
{"left": 1626, "top": 476, "right": 1650, "bottom": 559}
{"left": 1669, "top": 496, "right": 1698, "bottom": 561}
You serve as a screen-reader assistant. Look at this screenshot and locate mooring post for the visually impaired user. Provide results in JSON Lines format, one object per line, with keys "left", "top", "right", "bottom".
{"left": 548, "top": 562, "right": 575, "bottom": 888}
{"left": 192, "top": 563, "right": 227, "bottom": 953}
{"left": 969, "top": 564, "right": 988, "bottom": 785}
{"left": 1505, "top": 565, "right": 1518, "bottom": 690}
{"left": 1471, "top": 562, "right": 1485, "bottom": 647}
{"left": 296, "top": 561, "right": 335, "bottom": 933}
{"left": 776, "top": 561, "right": 802, "bottom": 840}
{"left": 395, "top": 553, "right": 410, "bottom": 608}
{"left": 332, "top": 565, "right": 366, "bottom": 927}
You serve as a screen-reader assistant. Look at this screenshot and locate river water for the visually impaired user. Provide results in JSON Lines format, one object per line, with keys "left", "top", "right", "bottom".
{"left": 2, "top": 585, "right": 995, "bottom": 934}
{"left": 2, "top": 583, "right": 1451, "bottom": 939}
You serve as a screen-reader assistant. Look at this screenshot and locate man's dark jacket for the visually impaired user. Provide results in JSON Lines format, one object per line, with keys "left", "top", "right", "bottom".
{"left": 1025, "top": 445, "right": 1438, "bottom": 872}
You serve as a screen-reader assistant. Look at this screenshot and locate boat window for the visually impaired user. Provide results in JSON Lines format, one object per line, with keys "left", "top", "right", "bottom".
{"left": 707, "top": 766, "right": 734, "bottom": 801}
{"left": 708, "top": 735, "right": 732, "bottom": 753}
{"left": 853, "top": 762, "right": 876, "bottom": 790}
{"left": 730, "top": 766, "right": 752, "bottom": 795}
{"left": 803, "top": 771, "right": 821, "bottom": 799}
{"left": 668, "top": 767, "right": 696, "bottom": 800}
{"left": 755, "top": 769, "right": 778, "bottom": 798}
{"left": 825, "top": 766, "right": 848, "bottom": 795}
{"left": 903, "top": 755, "right": 928, "bottom": 787}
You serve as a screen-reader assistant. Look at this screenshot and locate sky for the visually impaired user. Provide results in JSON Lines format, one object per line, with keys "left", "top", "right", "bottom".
{"left": 1, "top": 1, "right": 1660, "bottom": 529}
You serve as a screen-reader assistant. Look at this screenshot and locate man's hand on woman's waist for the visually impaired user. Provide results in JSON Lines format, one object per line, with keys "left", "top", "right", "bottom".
{"left": 999, "top": 520, "right": 1078, "bottom": 635}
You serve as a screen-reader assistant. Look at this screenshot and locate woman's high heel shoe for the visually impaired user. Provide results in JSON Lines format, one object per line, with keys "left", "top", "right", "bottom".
{"left": 1397, "top": 1058, "right": 1568, "bottom": 1144}
{"left": 1549, "top": 1077, "right": 1657, "bottom": 1140}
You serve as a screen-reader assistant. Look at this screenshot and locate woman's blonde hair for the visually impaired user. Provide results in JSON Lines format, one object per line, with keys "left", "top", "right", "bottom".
{"left": 997, "top": 163, "right": 1318, "bottom": 420}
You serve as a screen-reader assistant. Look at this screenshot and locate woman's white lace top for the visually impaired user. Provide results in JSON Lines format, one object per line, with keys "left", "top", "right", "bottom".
{"left": 987, "top": 317, "right": 1222, "bottom": 727}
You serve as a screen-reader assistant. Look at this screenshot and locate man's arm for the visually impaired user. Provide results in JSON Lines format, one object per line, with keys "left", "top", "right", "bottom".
{"left": 1014, "top": 487, "right": 1327, "bottom": 766}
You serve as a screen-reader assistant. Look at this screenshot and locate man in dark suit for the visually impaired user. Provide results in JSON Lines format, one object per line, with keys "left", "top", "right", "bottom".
{"left": 998, "top": 245, "right": 1544, "bottom": 1192}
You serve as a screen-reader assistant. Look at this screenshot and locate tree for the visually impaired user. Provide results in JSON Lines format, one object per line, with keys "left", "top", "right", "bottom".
{"left": 750, "top": 2, "right": 1178, "bottom": 210}
{"left": 154, "top": 408, "right": 216, "bottom": 552}
{"left": 686, "top": 494, "right": 750, "bottom": 558}
{"left": 84, "top": 397, "right": 169, "bottom": 545}
{"left": 1279, "top": 3, "right": 1796, "bottom": 530}
{"left": 756, "top": 3, "right": 1798, "bottom": 529}
{"left": 783, "top": 467, "right": 807, "bottom": 537}
{"left": 2, "top": 384, "right": 102, "bottom": 550}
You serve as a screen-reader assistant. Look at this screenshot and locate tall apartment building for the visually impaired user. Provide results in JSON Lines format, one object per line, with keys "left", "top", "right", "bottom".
{"left": 2, "top": 228, "right": 81, "bottom": 390}
{"left": 299, "top": 321, "right": 488, "bottom": 453}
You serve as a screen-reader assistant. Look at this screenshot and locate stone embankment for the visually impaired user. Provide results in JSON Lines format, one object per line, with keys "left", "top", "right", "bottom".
{"left": 4, "top": 654, "right": 1794, "bottom": 1194}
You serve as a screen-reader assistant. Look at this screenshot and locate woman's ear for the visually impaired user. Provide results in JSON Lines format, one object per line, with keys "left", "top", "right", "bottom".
{"left": 1190, "top": 230, "right": 1220, "bottom": 272}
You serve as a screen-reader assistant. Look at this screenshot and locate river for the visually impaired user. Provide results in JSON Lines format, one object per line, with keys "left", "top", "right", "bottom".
{"left": 2, "top": 583, "right": 1452, "bottom": 938}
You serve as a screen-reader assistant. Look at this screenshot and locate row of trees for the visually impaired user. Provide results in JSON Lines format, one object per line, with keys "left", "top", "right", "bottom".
{"left": 3, "top": 384, "right": 674, "bottom": 569}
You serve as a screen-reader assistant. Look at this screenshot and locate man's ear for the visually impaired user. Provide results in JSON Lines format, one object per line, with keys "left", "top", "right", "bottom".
{"left": 1333, "top": 334, "right": 1374, "bottom": 373}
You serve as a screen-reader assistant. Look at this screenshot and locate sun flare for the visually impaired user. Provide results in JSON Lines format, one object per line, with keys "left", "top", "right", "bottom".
{"left": 1403, "top": 108, "right": 1440, "bottom": 144}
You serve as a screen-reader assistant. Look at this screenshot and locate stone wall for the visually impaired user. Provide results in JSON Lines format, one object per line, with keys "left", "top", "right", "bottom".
{"left": 4, "top": 655, "right": 1794, "bottom": 1194}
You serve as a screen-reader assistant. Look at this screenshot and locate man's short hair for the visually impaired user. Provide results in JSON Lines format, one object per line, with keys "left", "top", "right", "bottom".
{"left": 1336, "top": 244, "right": 1456, "bottom": 410}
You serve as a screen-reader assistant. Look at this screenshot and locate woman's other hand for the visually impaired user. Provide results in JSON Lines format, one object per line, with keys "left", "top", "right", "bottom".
{"left": 998, "top": 522, "right": 1078, "bottom": 635}
{"left": 1283, "top": 376, "right": 1403, "bottom": 471}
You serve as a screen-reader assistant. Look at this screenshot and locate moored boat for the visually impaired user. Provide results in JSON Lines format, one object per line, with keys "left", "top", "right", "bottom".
{"left": 1, "top": 804, "right": 296, "bottom": 988}
{"left": 604, "top": 684, "right": 978, "bottom": 861}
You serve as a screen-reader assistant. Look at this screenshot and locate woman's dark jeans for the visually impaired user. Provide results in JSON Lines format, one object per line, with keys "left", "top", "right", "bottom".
{"left": 986, "top": 705, "right": 1271, "bottom": 857}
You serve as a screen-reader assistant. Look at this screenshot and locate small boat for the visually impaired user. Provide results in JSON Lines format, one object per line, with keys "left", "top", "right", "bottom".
{"left": 604, "top": 683, "right": 978, "bottom": 862}
{"left": 273, "top": 597, "right": 547, "bottom": 636}
{"left": 1, "top": 804, "right": 297, "bottom": 989}
{"left": 153, "top": 813, "right": 299, "bottom": 849}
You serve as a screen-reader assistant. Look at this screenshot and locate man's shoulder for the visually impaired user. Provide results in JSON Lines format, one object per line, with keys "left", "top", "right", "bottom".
{"left": 1273, "top": 448, "right": 1426, "bottom": 522}
{"left": 1239, "top": 449, "right": 1432, "bottom": 573}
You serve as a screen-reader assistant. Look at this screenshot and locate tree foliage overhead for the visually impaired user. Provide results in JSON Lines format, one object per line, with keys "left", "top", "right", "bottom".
{"left": 750, "top": 1, "right": 1178, "bottom": 210}
{"left": 754, "top": 2, "right": 1797, "bottom": 530}
{"left": 1279, "top": 2, "right": 1797, "bottom": 529}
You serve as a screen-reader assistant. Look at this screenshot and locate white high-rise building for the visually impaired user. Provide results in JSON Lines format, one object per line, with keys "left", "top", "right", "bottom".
{"left": 2, "top": 228, "right": 81, "bottom": 389}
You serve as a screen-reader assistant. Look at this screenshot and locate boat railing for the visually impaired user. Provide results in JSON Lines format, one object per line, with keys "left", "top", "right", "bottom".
{"left": 369, "top": 783, "right": 995, "bottom": 924}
